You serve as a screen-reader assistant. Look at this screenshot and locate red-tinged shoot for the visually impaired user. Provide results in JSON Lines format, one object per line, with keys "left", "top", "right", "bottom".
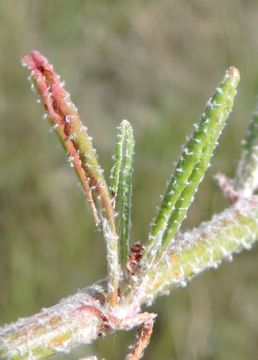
{"left": 22, "top": 51, "right": 119, "bottom": 305}
{"left": 22, "top": 51, "right": 115, "bottom": 231}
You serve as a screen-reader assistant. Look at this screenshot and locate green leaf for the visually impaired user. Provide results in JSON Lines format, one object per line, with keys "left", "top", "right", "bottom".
{"left": 143, "top": 67, "right": 240, "bottom": 268}
{"left": 110, "top": 120, "right": 135, "bottom": 268}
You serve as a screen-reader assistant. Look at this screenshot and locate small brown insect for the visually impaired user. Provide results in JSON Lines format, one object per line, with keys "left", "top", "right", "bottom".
{"left": 126, "top": 243, "right": 145, "bottom": 276}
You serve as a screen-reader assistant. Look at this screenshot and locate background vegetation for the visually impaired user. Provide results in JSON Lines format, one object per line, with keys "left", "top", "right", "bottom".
{"left": 1, "top": 1, "right": 258, "bottom": 359}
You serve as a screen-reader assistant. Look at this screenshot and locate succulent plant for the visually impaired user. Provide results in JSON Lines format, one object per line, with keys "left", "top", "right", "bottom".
{"left": 1, "top": 52, "right": 258, "bottom": 360}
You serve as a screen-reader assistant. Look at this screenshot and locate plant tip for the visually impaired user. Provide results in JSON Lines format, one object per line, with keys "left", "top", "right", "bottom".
{"left": 228, "top": 66, "right": 240, "bottom": 78}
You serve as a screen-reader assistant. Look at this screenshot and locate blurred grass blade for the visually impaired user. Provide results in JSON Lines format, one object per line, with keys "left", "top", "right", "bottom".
{"left": 110, "top": 120, "right": 135, "bottom": 268}
{"left": 143, "top": 67, "right": 240, "bottom": 268}
{"left": 22, "top": 51, "right": 119, "bottom": 305}
{"left": 235, "top": 98, "right": 258, "bottom": 196}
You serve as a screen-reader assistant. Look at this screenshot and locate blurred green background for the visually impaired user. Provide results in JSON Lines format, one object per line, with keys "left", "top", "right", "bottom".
{"left": 1, "top": 1, "right": 258, "bottom": 359}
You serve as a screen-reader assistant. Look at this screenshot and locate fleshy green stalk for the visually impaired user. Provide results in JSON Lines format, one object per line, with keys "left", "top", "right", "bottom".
{"left": 144, "top": 196, "right": 258, "bottom": 304}
{"left": 2, "top": 197, "right": 258, "bottom": 358}
{"left": 0, "top": 284, "right": 106, "bottom": 360}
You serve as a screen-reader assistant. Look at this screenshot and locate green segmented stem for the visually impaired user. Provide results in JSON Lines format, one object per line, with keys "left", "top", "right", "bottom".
{"left": 144, "top": 197, "right": 258, "bottom": 304}
{"left": 235, "top": 99, "right": 258, "bottom": 196}
{"left": 143, "top": 67, "right": 240, "bottom": 268}
{"left": 110, "top": 120, "right": 135, "bottom": 268}
{"left": 2, "top": 198, "right": 258, "bottom": 358}
{"left": 0, "top": 285, "right": 106, "bottom": 359}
